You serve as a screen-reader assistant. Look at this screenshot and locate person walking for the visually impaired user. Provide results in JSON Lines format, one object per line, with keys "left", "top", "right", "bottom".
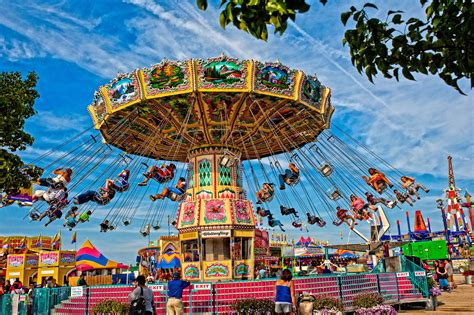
{"left": 128, "top": 275, "right": 154, "bottom": 315}
{"left": 436, "top": 262, "right": 450, "bottom": 291}
{"left": 167, "top": 272, "right": 190, "bottom": 315}
{"left": 445, "top": 259, "right": 456, "bottom": 289}
{"left": 274, "top": 269, "right": 296, "bottom": 315}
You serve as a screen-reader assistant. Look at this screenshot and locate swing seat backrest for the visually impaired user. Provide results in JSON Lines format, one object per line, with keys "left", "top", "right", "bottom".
{"left": 29, "top": 210, "right": 41, "bottom": 220}
{"left": 260, "top": 192, "right": 274, "bottom": 202}
{"left": 328, "top": 189, "right": 341, "bottom": 200}
{"left": 123, "top": 220, "right": 131, "bottom": 226}
{"left": 316, "top": 218, "right": 326, "bottom": 227}
{"left": 153, "top": 225, "right": 161, "bottom": 230}
{"left": 376, "top": 181, "right": 387, "bottom": 193}
{"left": 219, "top": 155, "right": 235, "bottom": 168}
{"left": 319, "top": 164, "right": 333, "bottom": 177}
{"left": 284, "top": 175, "right": 300, "bottom": 186}
{"left": 169, "top": 192, "right": 186, "bottom": 202}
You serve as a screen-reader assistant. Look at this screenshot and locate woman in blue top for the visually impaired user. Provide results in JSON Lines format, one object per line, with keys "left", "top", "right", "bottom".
{"left": 274, "top": 269, "right": 295, "bottom": 315}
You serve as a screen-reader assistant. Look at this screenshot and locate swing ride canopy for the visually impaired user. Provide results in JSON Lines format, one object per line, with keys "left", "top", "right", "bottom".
{"left": 88, "top": 55, "right": 333, "bottom": 161}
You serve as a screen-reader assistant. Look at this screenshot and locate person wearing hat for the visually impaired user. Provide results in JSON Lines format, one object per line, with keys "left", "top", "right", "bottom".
{"left": 167, "top": 272, "right": 190, "bottom": 315}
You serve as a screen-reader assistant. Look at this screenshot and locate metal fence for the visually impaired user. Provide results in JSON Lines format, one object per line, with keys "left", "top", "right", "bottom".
{"left": 21, "top": 271, "right": 427, "bottom": 314}
{"left": 1, "top": 294, "right": 29, "bottom": 315}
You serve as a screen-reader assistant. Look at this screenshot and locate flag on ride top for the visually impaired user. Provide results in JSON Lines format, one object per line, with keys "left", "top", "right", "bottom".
{"left": 35, "top": 235, "right": 42, "bottom": 248}
{"left": 18, "top": 237, "right": 27, "bottom": 249}
{"left": 2, "top": 237, "right": 9, "bottom": 249}
{"left": 71, "top": 231, "right": 77, "bottom": 244}
{"left": 52, "top": 232, "right": 61, "bottom": 250}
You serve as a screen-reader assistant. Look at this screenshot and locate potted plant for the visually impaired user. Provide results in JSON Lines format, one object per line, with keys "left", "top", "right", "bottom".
{"left": 352, "top": 293, "right": 397, "bottom": 315}
{"left": 230, "top": 298, "right": 274, "bottom": 314}
{"left": 92, "top": 299, "right": 129, "bottom": 315}
{"left": 312, "top": 295, "right": 344, "bottom": 315}
{"left": 461, "top": 264, "right": 472, "bottom": 284}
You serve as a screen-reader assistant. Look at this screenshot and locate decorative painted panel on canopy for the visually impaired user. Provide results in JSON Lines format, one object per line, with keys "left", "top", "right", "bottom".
{"left": 177, "top": 199, "right": 255, "bottom": 230}
{"left": 87, "top": 56, "right": 332, "bottom": 162}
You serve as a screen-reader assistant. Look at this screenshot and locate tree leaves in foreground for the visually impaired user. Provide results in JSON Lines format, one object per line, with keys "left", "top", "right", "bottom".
{"left": 196, "top": 0, "right": 311, "bottom": 41}
{"left": 342, "top": 1, "right": 472, "bottom": 95}
{"left": 196, "top": 0, "right": 472, "bottom": 95}
{"left": 0, "top": 72, "right": 42, "bottom": 193}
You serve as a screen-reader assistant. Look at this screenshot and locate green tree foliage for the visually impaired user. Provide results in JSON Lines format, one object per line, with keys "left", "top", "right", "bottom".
{"left": 196, "top": 0, "right": 472, "bottom": 94}
{"left": 0, "top": 72, "right": 43, "bottom": 193}
{"left": 341, "top": 1, "right": 472, "bottom": 94}
{"left": 196, "top": 0, "right": 311, "bottom": 41}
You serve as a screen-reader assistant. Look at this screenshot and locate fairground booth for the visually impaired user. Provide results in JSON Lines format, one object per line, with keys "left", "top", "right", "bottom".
{"left": 137, "top": 235, "right": 181, "bottom": 281}
{"left": 1, "top": 235, "right": 75, "bottom": 286}
{"left": 69, "top": 240, "right": 129, "bottom": 286}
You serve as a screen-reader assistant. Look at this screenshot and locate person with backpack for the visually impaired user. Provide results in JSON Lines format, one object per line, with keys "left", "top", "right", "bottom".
{"left": 128, "top": 275, "right": 154, "bottom": 315}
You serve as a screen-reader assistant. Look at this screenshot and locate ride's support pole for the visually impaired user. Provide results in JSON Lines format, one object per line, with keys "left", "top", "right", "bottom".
{"left": 454, "top": 213, "right": 460, "bottom": 232}
{"left": 406, "top": 211, "right": 412, "bottom": 241}
{"left": 466, "top": 193, "right": 474, "bottom": 232}
{"left": 427, "top": 218, "right": 432, "bottom": 233}
{"left": 397, "top": 220, "right": 402, "bottom": 240}
{"left": 441, "top": 207, "right": 448, "bottom": 234}
{"left": 460, "top": 208, "right": 470, "bottom": 232}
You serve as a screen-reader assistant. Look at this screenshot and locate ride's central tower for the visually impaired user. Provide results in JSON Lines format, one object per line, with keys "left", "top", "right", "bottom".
{"left": 176, "top": 145, "right": 256, "bottom": 281}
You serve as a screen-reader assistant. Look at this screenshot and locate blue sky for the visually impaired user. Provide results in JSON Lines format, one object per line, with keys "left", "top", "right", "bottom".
{"left": 1, "top": 0, "right": 473, "bottom": 264}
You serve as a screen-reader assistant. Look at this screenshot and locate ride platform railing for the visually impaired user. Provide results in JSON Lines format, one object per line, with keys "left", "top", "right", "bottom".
{"left": 11, "top": 271, "right": 427, "bottom": 315}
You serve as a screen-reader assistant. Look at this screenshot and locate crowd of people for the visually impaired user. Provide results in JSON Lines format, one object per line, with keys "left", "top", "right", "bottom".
{"left": 424, "top": 259, "right": 457, "bottom": 292}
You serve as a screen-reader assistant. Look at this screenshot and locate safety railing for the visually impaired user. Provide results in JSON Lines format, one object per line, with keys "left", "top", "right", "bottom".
{"left": 400, "top": 256, "right": 429, "bottom": 297}
{"left": 27, "top": 271, "right": 428, "bottom": 314}
{"left": 1, "top": 294, "right": 29, "bottom": 315}
{"left": 32, "top": 286, "right": 71, "bottom": 315}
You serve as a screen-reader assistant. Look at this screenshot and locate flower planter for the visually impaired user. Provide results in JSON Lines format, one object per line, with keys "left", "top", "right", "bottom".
{"left": 313, "top": 310, "right": 343, "bottom": 315}
{"left": 465, "top": 275, "right": 472, "bottom": 285}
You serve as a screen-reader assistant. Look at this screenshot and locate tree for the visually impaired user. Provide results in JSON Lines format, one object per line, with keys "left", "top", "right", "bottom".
{"left": 196, "top": 0, "right": 472, "bottom": 94}
{"left": 0, "top": 71, "right": 43, "bottom": 193}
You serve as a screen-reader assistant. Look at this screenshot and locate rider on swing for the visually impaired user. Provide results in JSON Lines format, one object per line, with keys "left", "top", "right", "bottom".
{"left": 149, "top": 177, "right": 187, "bottom": 201}
{"left": 350, "top": 194, "right": 371, "bottom": 221}
{"left": 267, "top": 213, "right": 285, "bottom": 231}
{"left": 306, "top": 212, "right": 324, "bottom": 226}
{"left": 400, "top": 176, "right": 429, "bottom": 199}
{"left": 139, "top": 163, "right": 176, "bottom": 186}
{"left": 280, "top": 205, "right": 298, "bottom": 217}
{"left": 256, "top": 206, "right": 272, "bottom": 217}
{"left": 335, "top": 206, "right": 357, "bottom": 229}
{"left": 393, "top": 189, "right": 414, "bottom": 206}
{"left": 256, "top": 183, "right": 275, "bottom": 204}
{"left": 279, "top": 163, "right": 300, "bottom": 190}
{"left": 74, "top": 179, "right": 117, "bottom": 205}
{"left": 365, "top": 192, "right": 397, "bottom": 210}
{"left": 362, "top": 168, "right": 393, "bottom": 194}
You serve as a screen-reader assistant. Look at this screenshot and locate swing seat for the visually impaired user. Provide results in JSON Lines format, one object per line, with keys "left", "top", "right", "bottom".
{"left": 140, "top": 229, "right": 150, "bottom": 237}
{"left": 292, "top": 221, "right": 302, "bottom": 228}
{"left": 316, "top": 218, "right": 326, "bottom": 227}
{"left": 152, "top": 225, "right": 161, "bottom": 230}
{"left": 169, "top": 192, "right": 186, "bottom": 202}
{"left": 29, "top": 209, "right": 41, "bottom": 221}
{"left": 284, "top": 176, "right": 300, "bottom": 186}
{"left": 260, "top": 192, "right": 274, "bottom": 203}
{"left": 332, "top": 219, "right": 343, "bottom": 226}
{"left": 122, "top": 219, "right": 131, "bottom": 226}
{"left": 376, "top": 181, "right": 388, "bottom": 194}
{"left": 328, "top": 188, "right": 341, "bottom": 200}
{"left": 219, "top": 150, "right": 240, "bottom": 168}
{"left": 319, "top": 163, "right": 333, "bottom": 177}
{"left": 108, "top": 225, "right": 116, "bottom": 231}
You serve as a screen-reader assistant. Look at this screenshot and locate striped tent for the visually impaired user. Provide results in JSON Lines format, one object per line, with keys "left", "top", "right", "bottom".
{"left": 76, "top": 240, "right": 129, "bottom": 271}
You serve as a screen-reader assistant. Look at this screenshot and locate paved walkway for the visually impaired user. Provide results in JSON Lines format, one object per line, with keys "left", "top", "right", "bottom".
{"left": 400, "top": 277, "right": 474, "bottom": 314}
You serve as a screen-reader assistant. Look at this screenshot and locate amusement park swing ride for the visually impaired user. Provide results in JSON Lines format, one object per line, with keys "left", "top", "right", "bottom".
{"left": 2, "top": 55, "right": 457, "bottom": 281}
